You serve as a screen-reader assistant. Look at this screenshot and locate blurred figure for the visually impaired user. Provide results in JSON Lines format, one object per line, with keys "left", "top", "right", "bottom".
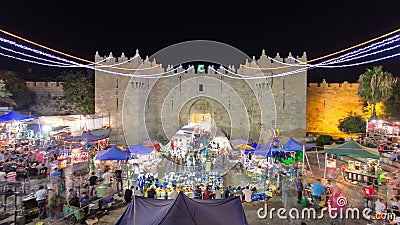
{"left": 214, "top": 186, "right": 222, "bottom": 199}
{"left": 35, "top": 185, "right": 47, "bottom": 219}
{"left": 243, "top": 186, "right": 252, "bottom": 203}
{"left": 194, "top": 185, "right": 202, "bottom": 199}
{"left": 203, "top": 187, "right": 211, "bottom": 200}
{"left": 170, "top": 187, "right": 178, "bottom": 199}
{"left": 124, "top": 186, "right": 133, "bottom": 203}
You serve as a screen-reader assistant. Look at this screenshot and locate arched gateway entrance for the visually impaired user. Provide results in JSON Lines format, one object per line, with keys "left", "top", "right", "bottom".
{"left": 179, "top": 97, "right": 231, "bottom": 138}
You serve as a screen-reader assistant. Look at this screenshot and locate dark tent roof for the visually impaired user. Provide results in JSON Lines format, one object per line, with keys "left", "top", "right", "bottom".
{"left": 326, "top": 139, "right": 379, "bottom": 159}
{"left": 116, "top": 192, "right": 248, "bottom": 225}
{"left": 284, "top": 137, "right": 316, "bottom": 152}
{"left": 96, "top": 146, "right": 130, "bottom": 160}
{"left": 253, "top": 143, "right": 282, "bottom": 157}
{"left": 128, "top": 143, "right": 154, "bottom": 155}
{"left": 64, "top": 132, "right": 109, "bottom": 142}
{"left": 0, "top": 111, "right": 37, "bottom": 122}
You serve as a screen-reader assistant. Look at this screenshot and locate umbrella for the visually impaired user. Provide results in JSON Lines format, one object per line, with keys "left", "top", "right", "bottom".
{"left": 235, "top": 144, "right": 255, "bottom": 150}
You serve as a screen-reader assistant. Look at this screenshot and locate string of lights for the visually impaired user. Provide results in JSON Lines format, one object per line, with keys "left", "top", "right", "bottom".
{"left": 0, "top": 30, "right": 399, "bottom": 79}
{"left": 267, "top": 35, "right": 400, "bottom": 67}
{"left": 0, "top": 29, "right": 160, "bottom": 71}
{"left": 0, "top": 45, "right": 113, "bottom": 67}
{"left": 0, "top": 36, "right": 186, "bottom": 77}
{"left": 0, "top": 47, "right": 191, "bottom": 78}
{"left": 1, "top": 28, "right": 399, "bottom": 72}
{"left": 218, "top": 52, "right": 400, "bottom": 79}
{"left": 240, "top": 28, "right": 400, "bottom": 70}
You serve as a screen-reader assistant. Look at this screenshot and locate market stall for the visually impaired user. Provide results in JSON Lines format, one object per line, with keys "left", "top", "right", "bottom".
{"left": 0, "top": 111, "right": 39, "bottom": 150}
{"left": 64, "top": 132, "right": 109, "bottom": 151}
{"left": 325, "top": 139, "right": 380, "bottom": 184}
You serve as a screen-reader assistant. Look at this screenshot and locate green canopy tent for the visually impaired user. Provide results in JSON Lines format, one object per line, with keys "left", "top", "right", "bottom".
{"left": 325, "top": 139, "right": 379, "bottom": 159}
{"left": 324, "top": 139, "right": 380, "bottom": 179}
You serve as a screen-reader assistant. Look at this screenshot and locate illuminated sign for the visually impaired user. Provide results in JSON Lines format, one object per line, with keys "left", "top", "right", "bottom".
{"left": 197, "top": 65, "right": 205, "bottom": 73}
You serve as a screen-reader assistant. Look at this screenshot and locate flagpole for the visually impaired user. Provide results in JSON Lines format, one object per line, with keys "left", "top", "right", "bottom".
{"left": 133, "top": 192, "right": 136, "bottom": 225}
{"left": 302, "top": 145, "right": 305, "bottom": 174}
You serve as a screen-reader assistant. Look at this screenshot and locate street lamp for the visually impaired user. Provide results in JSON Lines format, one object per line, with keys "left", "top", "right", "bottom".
{"left": 366, "top": 105, "right": 378, "bottom": 136}
{"left": 370, "top": 111, "right": 378, "bottom": 123}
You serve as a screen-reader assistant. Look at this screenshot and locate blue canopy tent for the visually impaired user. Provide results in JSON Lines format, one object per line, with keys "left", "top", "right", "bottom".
{"left": 64, "top": 133, "right": 109, "bottom": 142}
{"left": 115, "top": 192, "right": 248, "bottom": 225}
{"left": 0, "top": 111, "right": 37, "bottom": 122}
{"left": 283, "top": 137, "right": 317, "bottom": 170}
{"left": 128, "top": 143, "right": 154, "bottom": 155}
{"left": 253, "top": 145, "right": 282, "bottom": 158}
{"left": 96, "top": 146, "right": 130, "bottom": 160}
{"left": 283, "top": 137, "right": 316, "bottom": 152}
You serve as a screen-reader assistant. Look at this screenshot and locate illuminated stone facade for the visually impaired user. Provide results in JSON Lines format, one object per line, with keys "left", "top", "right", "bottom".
{"left": 306, "top": 79, "right": 364, "bottom": 137}
{"left": 94, "top": 51, "right": 307, "bottom": 145}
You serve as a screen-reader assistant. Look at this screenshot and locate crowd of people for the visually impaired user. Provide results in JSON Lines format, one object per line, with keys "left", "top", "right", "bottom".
{"left": 357, "top": 135, "right": 400, "bottom": 152}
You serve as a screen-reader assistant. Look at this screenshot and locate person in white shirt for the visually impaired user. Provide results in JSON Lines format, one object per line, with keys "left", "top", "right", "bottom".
{"left": 214, "top": 187, "right": 222, "bottom": 199}
{"left": 102, "top": 170, "right": 113, "bottom": 185}
{"left": 35, "top": 185, "right": 47, "bottom": 219}
{"left": 170, "top": 187, "right": 178, "bottom": 199}
{"left": 0, "top": 168, "right": 6, "bottom": 182}
{"left": 375, "top": 198, "right": 386, "bottom": 213}
{"left": 243, "top": 186, "right": 253, "bottom": 203}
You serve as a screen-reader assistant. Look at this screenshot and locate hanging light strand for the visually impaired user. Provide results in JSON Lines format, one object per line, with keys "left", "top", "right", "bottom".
{"left": 0, "top": 29, "right": 159, "bottom": 71}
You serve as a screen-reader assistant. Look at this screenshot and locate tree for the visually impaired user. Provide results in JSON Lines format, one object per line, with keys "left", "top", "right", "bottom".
{"left": 338, "top": 113, "right": 366, "bottom": 135}
{"left": 315, "top": 135, "right": 334, "bottom": 147}
{"left": 59, "top": 70, "right": 94, "bottom": 115}
{"left": 385, "top": 81, "right": 400, "bottom": 120}
{"left": 362, "top": 102, "right": 385, "bottom": 121}
{"left": 358, "top": 66, "right": 397, "bottom": 119}
{"left": 0, "top": 71, "right": 33, "bottom": 110}
{"left": 0, "top": 79, "right": 16, "bottom": 107}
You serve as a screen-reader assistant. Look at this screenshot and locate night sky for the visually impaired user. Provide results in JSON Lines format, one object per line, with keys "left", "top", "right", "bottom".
{"left": 0, "top": 0, "right": 399, "bottom": 82}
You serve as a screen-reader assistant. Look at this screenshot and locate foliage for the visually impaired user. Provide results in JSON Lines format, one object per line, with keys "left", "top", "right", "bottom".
{"left": 0, "top": 79, "right": 15, "bottom": 107}
{"left": 362, "top": 102, "right": 385, "bottom": 120}
{"left": 358, "top": 66, "right": 397, "bottom": 104}
{"left": 0, "top": 71, "right": 32, "bottom": 109}
{"left": 315, "top": 135, "right": 334, "bottom": 147}
{"left": 335, "top": 138, "right": 345, "bottom": 144}
{"left": 338, "top": 113, "right": 366, "bottom": 134}
{"left": 58, "top": 70, "right": 94, "bottom": 115}
{"left": 385, "top": 81, "right": 400, "bottom": 120}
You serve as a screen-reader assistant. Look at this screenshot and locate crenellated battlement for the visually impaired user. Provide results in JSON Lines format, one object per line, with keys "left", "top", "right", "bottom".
{"left": 26, "top": 81, "right": 62, "bottom": 88}
{"left": 94, "top": 49, "right": 308, "bottom": 73}
{"left": 307, "top": 79, "right": 359, "bottom": 89}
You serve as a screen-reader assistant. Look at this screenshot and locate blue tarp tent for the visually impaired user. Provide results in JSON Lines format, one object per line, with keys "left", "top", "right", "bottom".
{"left": 283, "top": 137, "right": 316, "bottom": 152}
{"left": 0, "top": 111, "right": 37, "bottom": 122}
{"left": 115, "top": 192, "right": 248, "bottom": 225}
{"left": 128, "top": 143, "right": 154, "bottom": 155}
{"left": 253, "top": 144, "right": 282, "bottom": 158}
{"left": 64, "top": 133, "right": 109, "bottom": 142}
{"left": 96, "top": 146, "right": 130, "bottom": 160}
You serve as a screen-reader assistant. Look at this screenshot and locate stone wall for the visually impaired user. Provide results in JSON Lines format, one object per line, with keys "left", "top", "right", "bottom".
{"left": 95, "top": 50, "right": 307, "bottom": 145}
{"left": 26, "top": 81, "right": 78, "bottom": 115}
{"left": 306, "top": 79, "right": 364, "bottom": 137}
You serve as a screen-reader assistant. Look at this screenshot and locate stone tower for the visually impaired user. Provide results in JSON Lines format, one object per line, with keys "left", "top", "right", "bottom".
{"left": 94, "top": 50, "right": 307, "bottom": 145}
